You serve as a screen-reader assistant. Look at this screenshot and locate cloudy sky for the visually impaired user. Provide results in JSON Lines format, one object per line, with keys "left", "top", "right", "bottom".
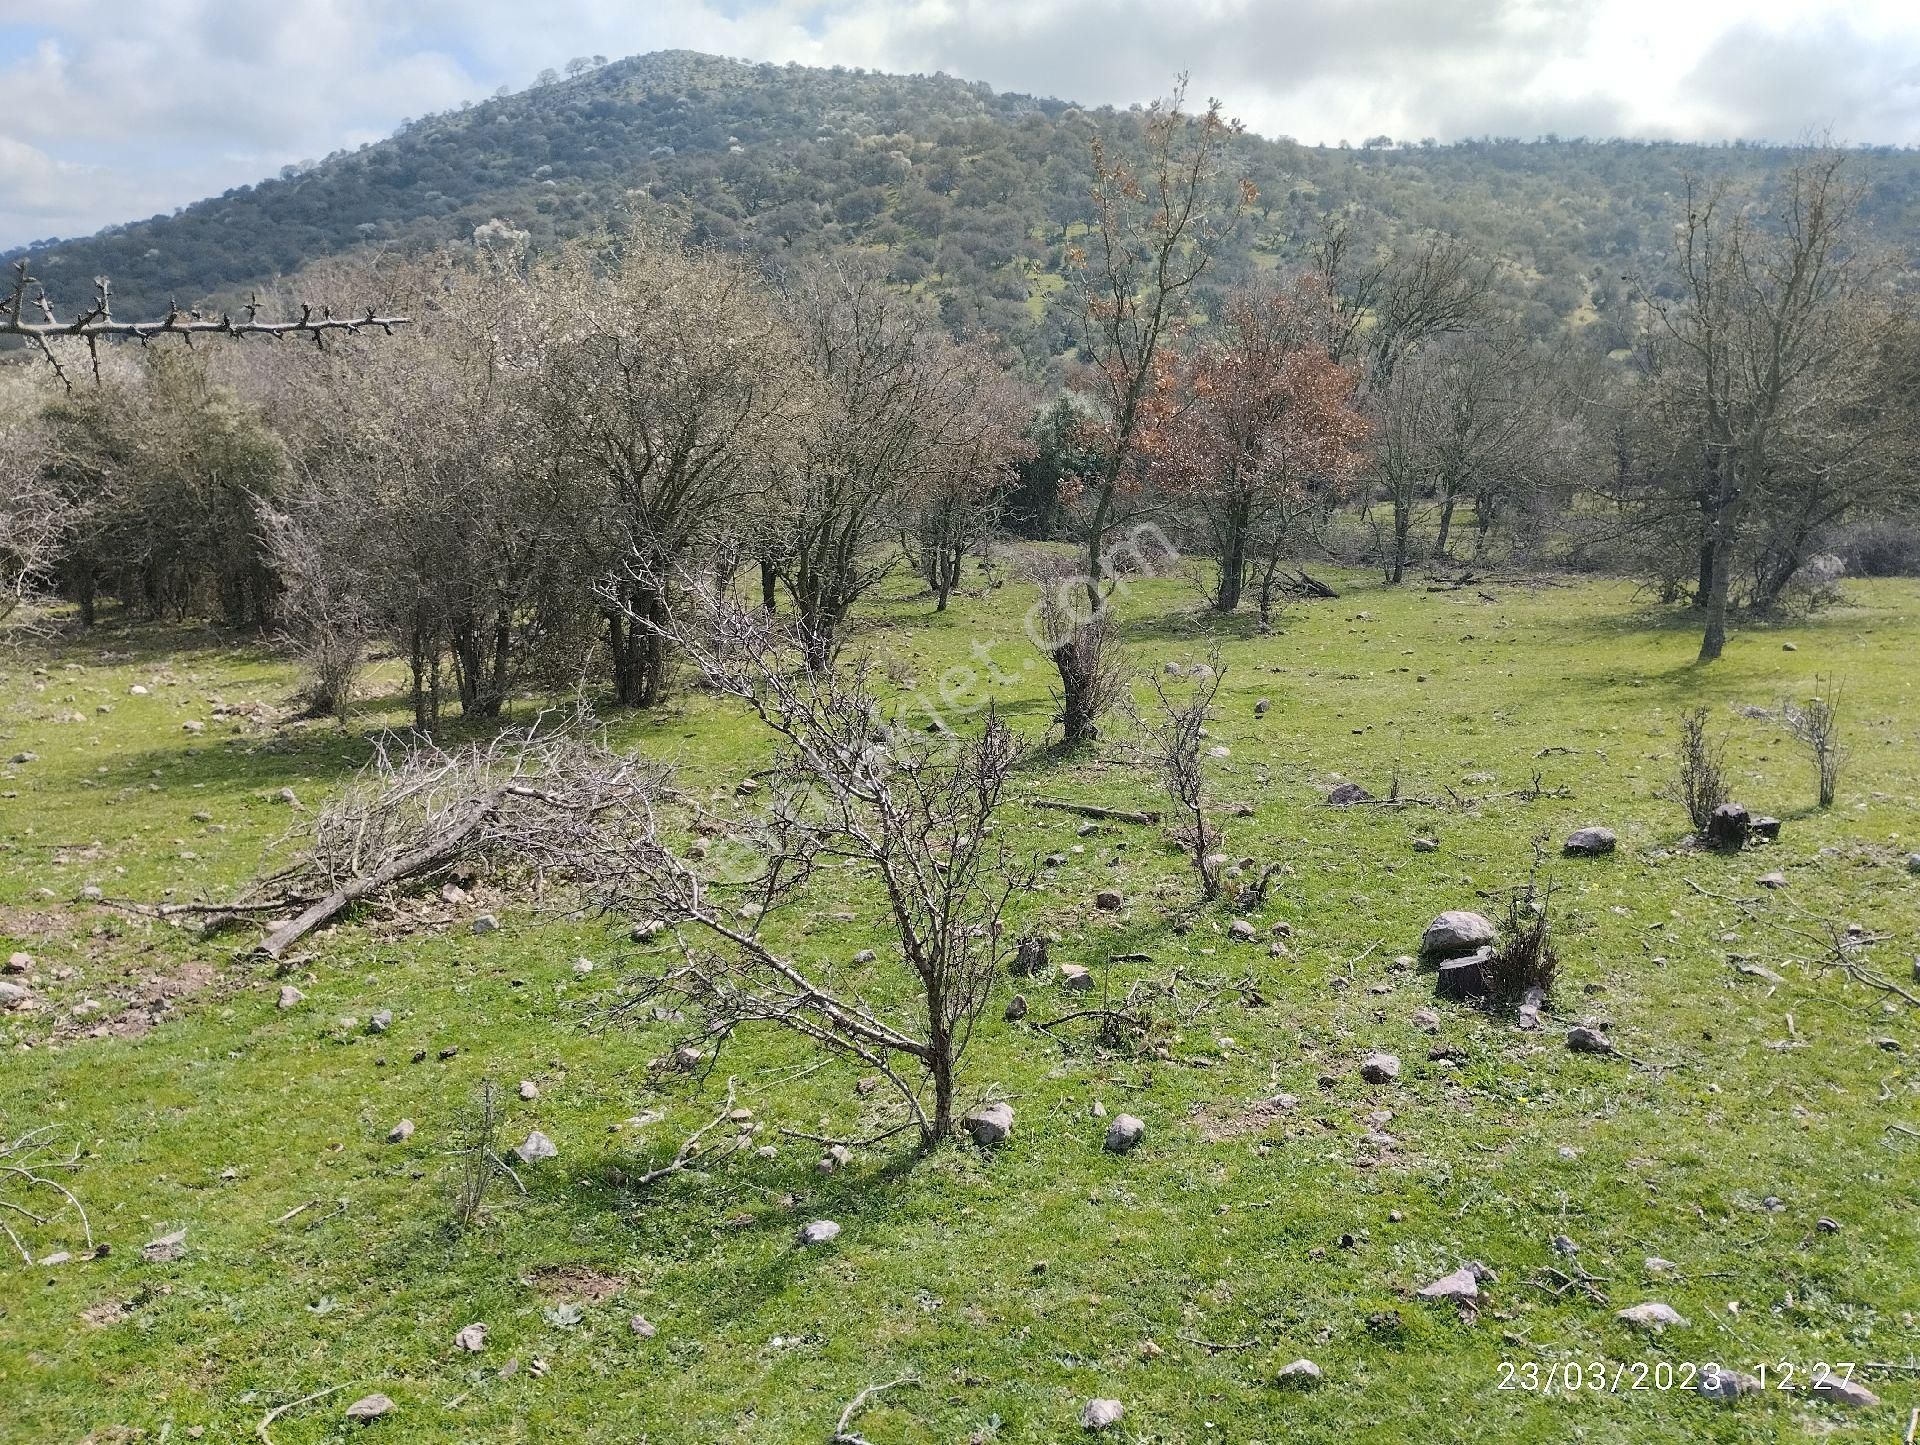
{"left": 4, "top": 0, "right": 1918, "bottom": 248}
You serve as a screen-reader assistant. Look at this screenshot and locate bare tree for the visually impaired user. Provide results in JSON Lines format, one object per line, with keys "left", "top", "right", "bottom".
{"left": 584, "top": 587, "right": 1026, "bottom": 1147}
{"left": 1024, "top": 554, "right": 1128, "bottom": 746}
{"left": 0, "top": 370, "right": 68, "bottom": 626}
{"left": 1134, "top": 656, "right": 1226, "bottom": 901}
{"left": 1311, "top": 218, "right": 1496, "bottom": 389}
{"left": 1661, "top": 708, "right": 1731, "bottom": 833}
{"left": 1634, "top": 154, "right": 1884, "bottom": 660}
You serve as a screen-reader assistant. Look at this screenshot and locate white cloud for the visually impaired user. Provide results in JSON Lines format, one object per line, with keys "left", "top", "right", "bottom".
{"left": 2, "top": 0, "right": 1917, "bottom": 247}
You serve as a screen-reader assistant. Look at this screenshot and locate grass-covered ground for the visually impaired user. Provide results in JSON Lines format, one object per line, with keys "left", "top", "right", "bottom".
{"left": 3, "top": 569, "right": 1918, "bottom": 1443}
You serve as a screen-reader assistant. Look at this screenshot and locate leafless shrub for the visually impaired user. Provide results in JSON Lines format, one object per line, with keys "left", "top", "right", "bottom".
{"left": 261, "top": 500, "right": 369, "bottom": 719}
{"left": 1780, "top": 679, "right": 1846, "bottom": 808}
{"left": 0, "top": 1125, "right": 92, "bottom": 1263}
{"left": 1134, "top": 651, "right": 1225, "bottom": 901}
{"left": 1661, "top": 707, "right": 1730, "bottom": 832}
{"left": 586, "top": 586, "right": 1028, "bottom": 1148}
{"left": 447, "top": 1079, "right": 522, "bottom": 1233}
{"left": 1484, "top": 860, "right": 1559, "bottom": 1008}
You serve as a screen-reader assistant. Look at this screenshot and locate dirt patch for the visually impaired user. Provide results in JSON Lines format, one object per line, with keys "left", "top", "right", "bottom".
{"left": 524, "top": 1264, "right": 626, "bottom": 1302}
{"left": 80, "top": 1297, "right": 133, "bottom": 1328}
{"left": 1193, "top": 1093, "right": 1300, "bottom": 1142}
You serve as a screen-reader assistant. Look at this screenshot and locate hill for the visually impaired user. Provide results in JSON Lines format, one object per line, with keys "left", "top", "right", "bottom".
{"left": 10, "top": 50, "right": 1920, "bottom": 366}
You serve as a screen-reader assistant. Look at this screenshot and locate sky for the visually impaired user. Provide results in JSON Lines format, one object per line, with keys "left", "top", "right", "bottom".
{"left": 3, "top": 0, "right": 1918, "bottom": 249}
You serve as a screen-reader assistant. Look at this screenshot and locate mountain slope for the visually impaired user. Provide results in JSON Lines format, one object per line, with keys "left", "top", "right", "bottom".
{"left": 10, "top": 49, "right": 1920, "bottom": 361}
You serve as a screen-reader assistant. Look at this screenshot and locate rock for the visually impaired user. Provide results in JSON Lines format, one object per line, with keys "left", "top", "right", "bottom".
{"left": 1080, "top": 1399, "right": 1124, "bottom": 1431}
{"left": 1809, "top": 1373, "right": 1879, "bottom": 1408}
{"left": 1004, "top": 994, "right": 1028, "bottom": 1022}
{"left": 1697, "top": 1369, "right": 1762, "bottom": 1402}
{"left": 275, "top": 787, "right": 299, "bottom": 806}
{"left": 735, "top": 777, "right": 760, "bottom": 795}
{"left": 630, "top": 919, "right": 666, "bottom": 942}
{"left": 386, "top": 1119, "right": 415, "bottom": 1144}
{"left": 1516, "top": 985, "right": 1547, "bottom": 1030}
{"left": 454, "top": 1322, "right": 488, "bottom": 1352}
{"left": 1737, "top": 962, "right": 1785, "bottom": 983}
{"left": 1228, "top": 918, "right": 1257, "bottom": 941}
{"left": 1411, "top": 1007, "right": 1440, "bottom": 1032}
{"left": 1906, "top": 853, "right": 1920, "bottom": 874}
{"left": 1566, "top": 1025, "right": 1615, "bottom": 1055}
{"left": 518, "top": 1080, "right": 539, "bottom": 1101}
{"left": 368, "top": 1009, "right": 392, "bottom": 1034}
{"left": 1705, "top": 802, "right": 1750, "bottom": 851}
{"left": 1563, "top": 826, "right": 1617, "bottom": 857}
{"left": 629, "top": 1314, "right": 656, "bottom": 1337}
{"left": 1417, "top": 1263, "right": 1486, "bottom": 1301}
{"left": 1412, "top": 837, "right": 1439, "bottom": 852}
{"left": 1749, "top": 816, "right": 1781, "bottom": 841}
{"left": 1093, "top": 889, "right": 1123, "bottom": 911}
{"left": 1758, "top": 871, "right": 1787, "bottom": 889}
{"left": 818, "top": 1144, "right": 852, "bottom": 1173}
{"left": 471, "top": 913, "right": 500, "bottom": 935}
{"left": 572, "top": 958, "right": 596, "bottom": 976}
{"left": 670, "top": 1045, "right": 702, "bottom": 1070}
{"left": 1060, "top": 963, "right": 1094, "bottom": 991}
{"left": 40, "top": 1251, "right": 71, "bottom": 1266}
{"left": 276, "top": 985, "right": 304, "bottom": 1009}
{"left": 852, "top": 948, "right": 877, "bottom": 964}
{"left": 1615, "top": 1302, "right": 1687, "bottom": 1332}
{"left": 181, "top": 720, "right": 205, "bottom": 735}
{"left": 796, "top": 1219, "right": 840, "bottom": 1247}
{"left": 142, "top": 1228, "right": 187, "bottom": 1262}
{"left": 1434, "top": 952, "right": 1491, "bottom": 1001}
{"left": 0, "top": 980, "right": 30, "bottom": 1009}
{"left": 1275, "top": 1358, "right": 1322, "bottom": 1387}
{"left": 1421, "top": 911, "right": 1498, "bottom": 959}
{"left": 1359, "top": 1052, "right": 1401, "bottom": 1084}
{"left": 963, "top": 1102, "right": 1014, "bottom": 1146}
{"left": 512, "top": 1130, "right": 557, "bottom": 1164}
{"left": 1254, "top": 697, "right": 1270, "bottom": 716}
{"left": 1782, "top": 641, "right": 1798, "bottom": 651}
{"left": 8, "top": 751, "right": 37, "bottom": 764}
{"left": 1104, "top": 1114, "right": 1145, "bottom": 1153}
{"left": 1326, "top": 782, "right": 1374, "bottom": 806}
{"left": 344, "top": 1393, "right": 394, "bottom": 1423}
{"left": 129, "top": 684, "right": 149, "bottom": 696}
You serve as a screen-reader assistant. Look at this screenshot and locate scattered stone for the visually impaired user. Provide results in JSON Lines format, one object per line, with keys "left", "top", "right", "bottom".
{"left": 1411, "top": 1007, "right": 1440, "bottom": 1032}
{"left": 1254, "top": 697, "right": 1271, "bottom": 716}
{"left": 386, "top": 1119, "right": 415, "bottom": 1144}
{"left": 1758, "top": 871, "right": 1787, "bottom": 889}
{"left": 1906, "top": 853, "right": 1920, "bottom": 874}
{"left": 1275, "top": 1359, "right": 1322, "bottom": 1387}
{"left": 1417, "top": 1263, "right": 1486, "bottom": 1301}
{"left": 670, "top": 1046, "right": 702, "bottom": 1070}
{"left": 1421, "top": 911, "right": 1498, "bottom": 959}
{"left": 1615, "top": 1302, "right": 1687, "bottom": 1333}
{"left": 1782, "top": 642, "right": 1798, "bottom": 651}
{"left": 1705, "top": 802, "right": 1750, "bottom": 851}
{"left": 796, "top": 1219, "right": 840, "bottom": 1247}
{"left": 1566, "top": 1025, "right": 1615, "bottom": 1055}
{"left": 1093, "top": 889, "right": 1123, "bottom": 911}
{"left": 1326, "top": 782, "right": 1374, "bottom": 806}
{"left": 1104, "top": 1114, "right": 1145, "bottom": 1153}
{"left": 963, "top": 1102, "right": 1014, "bottom": 1146}
{"left": 344, "top": 1393, "right": 394, "bottom": 1423}
{"left": 629, "top": 1314, "right": 656, "bottom": 1338}
{"left": 1060, "top": 963, "right": 1094, "bottom": 991}
{"left": 129, "top": 684, "right": 149, "bottom": 696}
{"left": 471, "top": 913, "right": 500, "bottom": 935}
{"left": 275, "top": 787, "right": 299, "bottom": 806}
{"left": 1515, "top": 985, "right": 1547, "bottom": 1030}
{"left": 573, "top": 958, "right": 595, "bottom": 976}
{"left": 1697, "top": 1369, "right": 1762, "bottom": 1402}
{"left": 8, "top": 751, "right": 36, "bottom": 764}
{"left": 181, "top": 720, "right": 205, "bottom": 735}
{"left": 1227, "top": 919, "right": 1257, "bottom": 942}
{"left": 0, "top": 980, "right": 29, "bottom": 1009}
{"left": 276, "top": 985, "right": 304, "bottom": 1010}
{"left": 1359, "top": 1052, "right": 1401, "bottom": 1084}
{"left": 518, "top": 1080, "right": 539, "bottom": 1101}
{"left": 512, "top": 1130, "right": 558, "bottom": 1164}
{"left": 1080, "top": 1399, "right": 1124, "bottom": 1431}
{"left": 40, "top": 1251, "right": 71, "bottom": 1266}
{"left": 735, "top": 777, "right": 760, "bottom": 795}
{"left": 1412, "top": 837, "right": 1439, "bottom": 852}
{"left": 142, "top": 1228, "right": 187, "bottom": 1262}
{"left": 1736, "top": 963, "right": 1785, "bottom": 984}
{"left": 368, "top": 1010, "right": 392, "bottom": 1034}
{"left": 454, "top": 1322, "right": 488, "bottom": 1352}
{"left": 1750, "top": 816, "right": 1781, "bottom": 841}
{"left": 1810, "top": 1374, "right": 1879, "bottom": 1408}
{"left": 1013, "top": 934, "right": 1050, "bottom": 976}
{"left": 1563, "top": 826, "right": 1617, "bottom": 857}
{"left": 630, "top": 919, "right": 666, "bottom": 942}
{"left": 1004, "top": 994, "right": 1028, "bottom": 1022}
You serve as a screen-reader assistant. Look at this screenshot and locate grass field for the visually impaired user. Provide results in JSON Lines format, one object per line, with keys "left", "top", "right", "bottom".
{"left": 3, "top": 568, "right": 1918, "bottom": 1443}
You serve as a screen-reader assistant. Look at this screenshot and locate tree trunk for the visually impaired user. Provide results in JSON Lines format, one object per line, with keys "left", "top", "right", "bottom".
{"left": 1698, "top": 536, "right": 1731, "bottom": 661}
{"left": 1214, "top": 516, "right": 1245, "bottom": 612}
{"left": 759, "top": 557, "right": 778, "bottom": 612}
{"left": 1390, "top": 497, "right": 1413, "bottom": 585}
{"left": 1435, "top": 489, "right": 1459, "bottom": 558}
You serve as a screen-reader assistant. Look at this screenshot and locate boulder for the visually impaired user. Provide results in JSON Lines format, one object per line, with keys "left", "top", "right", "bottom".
{"left": 1566, "top": 1025, "right": 1615, "bottom": 1055}
{"left": 0, "top": 980, "right": 30, "bottom": 1010}
{"left": 1705, "top": 803, "right": 1750, "bottom": 851}
{"left": 368, "top": 1009, "right": 392, "bottom": 1034}
{"left": 964, "top": 1102, "right": 1014, "bottom": 1146}
{"left": 1421, "top": 911, "right": 1497, "bottom": 960}
{"left": 1004, "top": 994, "right": 1028, "bottom": 1022}
{"left": 1326, "top": 782, "right": 1374, "bottom": 806}
{"left": 1809, "top": 1373, "right": 1879, "bottom": 1408}
{"left": 1697, "top": 1369, "right": 1762, "bottom": 1402}
{"left": 1749, "top": 816, "right": 1782, "bottom": 841}
{"left": 386, "top": 1119, "right": 415, "bottom": 1144}
{"left": 471, "top": 913, "right": 500, "bottom": 935}
{"left": 1758, "top": 871, "right": 1787, "bottom": 889}
{"left": 511, "top": 1130, "right": 557, "bottom": 1164}
{"left": 3, "top": 952, "right": 29, "bottom": 973}
{"left": 276, "top": 985, "right": 304, "bottom": 1010}
{"left": 518, "top": 1080, "right": 539, "bottom": 1101}
{"left": 344, "top": 1393, "right": 394, "bottom": 1423}
{"left": 1093, "top": 889, "right": 1123, "bottom": 911}
{"left": 1359, "top": 1052, "right": 1401, "bottom": 1084}
{"left": 796, "top": 1218, "right": 840, "bottom": 1247}
{"left": 1228, "top": 919, "right": 1257, "bottom": 942}
{"left": 1104, "top": 1114, "right": 1145, "bottom": 1153}
{"left": 1080, "top": 1399, "right": 1124, "bottom": 1431}
{"left": 1060, "top": 964, "right": 1094, "bottom": 991}
{"left": 1275, "top": 1359, "right": 1322, "bottom": 1388}
{"left": 1615, "top": 1301, "right": 1687, "bottom": 1333}
{"left": 1562, "top": 826, "right": 1617, "bottom": 857}
{"left": 1417, "top": 1263, "right": 1486, "bottom": 1301}
{"left": 453, "top": 1322, "right": 488, "bottom": 1352}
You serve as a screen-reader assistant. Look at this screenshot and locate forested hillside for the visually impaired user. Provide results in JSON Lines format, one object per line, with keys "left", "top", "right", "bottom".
{"left": 10, "top": 49, "right": 1920, "bottom": 366}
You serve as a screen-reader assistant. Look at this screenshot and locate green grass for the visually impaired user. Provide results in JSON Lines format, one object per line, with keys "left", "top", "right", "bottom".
{"left": 3, "top": 570, "right": 1918, "bottom": 1442}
